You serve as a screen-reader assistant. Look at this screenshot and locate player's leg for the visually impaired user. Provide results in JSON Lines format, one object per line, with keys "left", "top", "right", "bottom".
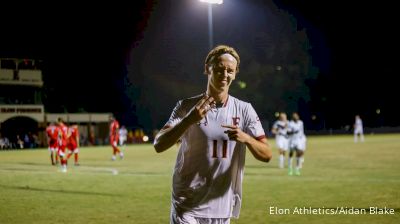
{"left": 111, "top": 138, "right": 121, "bottom": 160}
{"left": 276, "top": 136, "right": 287, "bottom": 168}
{"left": 55, "top": 149, "right": 59, "bottom": 164}
{"left": 49, "top": 147, "right": 55, "bottom": 165}
{"left": 116, "top": 137, "right": 123, "bottom": 159}
{"left": 295, "top": 149, "right": 304, "bottom": 175}
{"left": 288, "top": 148, "right": 294, "bottom": 175}
{"left": 66, "top": 147, "right": 73, "bottom": 160}
{"left": 360, "top": 130, "right": 365, "bottom": 142}
{"left": 354, "top": 130, "right": 359, "bottom": 143}
{"left": 72, "top": 147, "right": 79, "bottom": 165}
{"left": 58, "top": 147, "right": 67, "bottom": 172}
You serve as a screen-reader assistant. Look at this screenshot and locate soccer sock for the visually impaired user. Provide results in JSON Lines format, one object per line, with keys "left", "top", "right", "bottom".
{"left": 279, "top": 154, "right": 284, "bottom": 168}
{"left": 288, "top": 157, "right": 293, "bottom": 168}
{"left": 296, "top": 157, "right": 301, "bottom": 169}
{"left": 74, "top": 154, "right": 78, "bottom": 163}
{"left": 113, "top": 148, "right": 117, "bottom": 155}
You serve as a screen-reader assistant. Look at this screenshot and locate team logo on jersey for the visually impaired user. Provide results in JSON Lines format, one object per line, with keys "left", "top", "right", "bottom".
{"left": 232, "top": 117, "right": 240, "bottom": 126}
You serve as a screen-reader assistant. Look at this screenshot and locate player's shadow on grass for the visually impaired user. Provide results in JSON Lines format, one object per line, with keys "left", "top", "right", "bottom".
{"left": 18, "top": 162, "right": 50, "bottom": 166}
{"left": 0, "top": 184, "right": 121, "bottom": 197}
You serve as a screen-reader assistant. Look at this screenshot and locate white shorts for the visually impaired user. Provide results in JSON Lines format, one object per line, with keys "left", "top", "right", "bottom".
{"left": 48, "top": 147, "right": 57, "bottom": 153}
{"left": 354, "top": 127, "right": 363, "bottom": 135}
{"left": 275, "top": 136, "right": 289, "bottom": 151}
{"left": 290, "top": 136, "right": 306, "bottom": 151}
{"left": 170, "top": 208, "right": 230, "bottom": 224}
{"left": 68, "top": 148, "right": 79, "bottom": 154}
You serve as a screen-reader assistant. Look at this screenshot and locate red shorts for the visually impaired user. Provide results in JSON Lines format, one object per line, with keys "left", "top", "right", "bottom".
{"left": 48, "top": 139, "right": 58, "bottom": 149}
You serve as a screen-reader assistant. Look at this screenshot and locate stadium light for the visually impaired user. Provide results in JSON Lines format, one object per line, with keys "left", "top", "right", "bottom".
{"left": 199, "top": 0, "right": 223, "bottom": 4}
{"left": 199, "top": 0, "right": 224, "bottom": 49}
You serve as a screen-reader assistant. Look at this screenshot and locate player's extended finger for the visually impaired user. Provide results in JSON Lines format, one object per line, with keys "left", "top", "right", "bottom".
{"left": 221, "top": 124, "right": 238, "bottom": 129}
{"left": 200, "top": 95, "right": 215, "bottom": 109}
{"left": 195, "top": 94, "right": 209, "bottom": 109}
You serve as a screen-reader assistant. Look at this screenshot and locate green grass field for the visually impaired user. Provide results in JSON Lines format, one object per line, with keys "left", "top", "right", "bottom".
{"left": 1, "top": 134, "right": 399, "bottom": 224}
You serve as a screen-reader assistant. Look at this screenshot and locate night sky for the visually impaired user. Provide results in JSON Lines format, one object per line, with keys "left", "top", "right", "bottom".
{"left": 1, "top": 0, "right": 398, "bottom": 132}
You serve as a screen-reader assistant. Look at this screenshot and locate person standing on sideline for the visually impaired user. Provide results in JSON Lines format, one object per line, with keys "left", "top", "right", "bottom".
{"left": 354, "top": 115, "right": 364, "bottom": 143}
{"left": 287, "top": 112, "right": 307, "bottom": 175}
{"left": 271, "top": 112, "right": 289, "bottom": 168}
{"left": 109, "top": 115, "right": 123, "bottom": 160}
{"left": 154, "top": 45, "right": 272, "bottom": 224}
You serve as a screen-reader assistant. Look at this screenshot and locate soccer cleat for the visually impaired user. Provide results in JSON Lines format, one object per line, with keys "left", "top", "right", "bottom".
{"left": 61, "top": 166, "right": 67, "bottom": 173}
{"left": 288, "top": 167, "right": 293, "bottom": 176}
{"left": 74, "top": 163, "right": 80, "bottom": 166}
{"left": 119, "top": 152, "right": 124, "bottom": 160}
{"left": 295, "top": 169, "right": 301, "bottom": 176}
{"left": 111, "top": 155, "right": 116, "bottom": 161}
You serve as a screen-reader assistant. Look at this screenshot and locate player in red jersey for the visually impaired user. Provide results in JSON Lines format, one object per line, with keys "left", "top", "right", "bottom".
{"left": 45, "top": 122, "right": 59, "bottom": 165}
{"left": 109, "top": 115, "right": 123, "bottom": 160}
{"left": 67, "top": 123, "right": 80, "bottom": 166}
{"left": 57, "top": 117, "right": 69, "bottom": 172}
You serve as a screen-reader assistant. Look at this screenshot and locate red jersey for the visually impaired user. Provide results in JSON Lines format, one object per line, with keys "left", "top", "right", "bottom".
{"left": 58, "top": 123, "right": 68, "bottom": 147}
{"left": 46, "top": 125, "right": 58, "bottom": 141}
{"left": 109, "top": 120, "right": 120, "bottom": 139}
{"left": 67, "top": 125, "right": 79, "bottom": 149}
{"left": 46, "top": 124, "right": 59, "bottom": 148}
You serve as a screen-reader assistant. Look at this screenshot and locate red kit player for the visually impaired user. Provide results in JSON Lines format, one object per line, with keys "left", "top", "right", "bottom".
{"left": 46, "top": 122, "right": 59, "bottom": 165}
{"left": 67, "top": 123, "right": 80, "bottom": 166}
{"left": 57, "top": 117, "right": 69, "bottom": 172}
{"left": 109, "top": 115, "right": 123, "bottom": 160}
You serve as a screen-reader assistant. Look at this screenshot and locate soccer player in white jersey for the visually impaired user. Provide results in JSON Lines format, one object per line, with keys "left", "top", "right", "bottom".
{"left": 154, "top": 45, "right": 272, "bottom": 224}
{"left": 271, "top": 112, "right": 289, "bottom": 168}
{"left": 119, "top": 125, "right": 128, "bottom": 147}
{"left": 353, "top": 115, "right": 364, "bottom": 143}
{"left": 288, "top": 112, "right": 307, "bottom": 175}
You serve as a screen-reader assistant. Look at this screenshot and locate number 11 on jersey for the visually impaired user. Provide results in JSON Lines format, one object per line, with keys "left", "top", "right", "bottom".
{"left": 212, "top": 140, "right": 228, "bottom": 158}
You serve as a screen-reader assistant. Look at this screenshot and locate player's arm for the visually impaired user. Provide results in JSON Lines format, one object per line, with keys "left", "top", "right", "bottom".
{"left": 76, "top": 130, "right": 80, "bottom": 147}
{"left": 154, "top": 95, "right": 215, "bottom": 153}
{"left": 271, "top": 124, "right": 278, "bottom": 135}
{"left": 222, "top": 125, "right": 272, "bottom": 162}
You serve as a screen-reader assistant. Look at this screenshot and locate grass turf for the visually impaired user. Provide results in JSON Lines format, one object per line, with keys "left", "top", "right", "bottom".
{"left": 0, "top": 134, "right": 399, "bottom": 223}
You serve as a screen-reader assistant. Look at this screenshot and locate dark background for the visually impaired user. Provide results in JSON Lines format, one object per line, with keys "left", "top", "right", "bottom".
{"left": 1, "top": 0, "right": 398, "bottom": 133}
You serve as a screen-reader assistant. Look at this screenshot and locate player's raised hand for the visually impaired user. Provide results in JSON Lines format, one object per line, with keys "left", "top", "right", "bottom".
{"left": 222, "top": 124, "right": 250, "bottom": 143}
{"left": 185, "top": 94, "right": 215, "bottom": 124}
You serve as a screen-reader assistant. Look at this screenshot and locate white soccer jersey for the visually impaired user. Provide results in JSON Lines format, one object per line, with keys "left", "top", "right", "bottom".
{"left": 272, "top": 120, "right": 288, "bottom": 136}
{"left": 288, "top": 120, "right": 306, "bottom": 151}
{"left": 354, "top": 118, "right": 363, "bottom": 134}
{"left": 164, "top": 94, "right": 266, "bottom": 219}
{"left": 272, "top": 120, "right": 289, "bottom": 150}
{"left": 119, "top": 128, "right": 128, "bottom": 142}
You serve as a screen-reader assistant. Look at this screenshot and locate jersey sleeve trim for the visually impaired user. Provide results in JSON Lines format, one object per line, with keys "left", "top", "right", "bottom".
{"left": 255, "top": 135, "right": 267, "bottom": 140}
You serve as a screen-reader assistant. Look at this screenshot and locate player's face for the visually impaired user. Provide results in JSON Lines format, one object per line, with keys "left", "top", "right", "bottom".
{"left": 207, "top": 53, "right": 237, "bottom": 93}
{"left": 292, "top": 113, "right": 299, "bottom": 121}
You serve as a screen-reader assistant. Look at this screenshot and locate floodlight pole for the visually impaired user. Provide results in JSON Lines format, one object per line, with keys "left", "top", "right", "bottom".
{"left": 208, "top": 4, "right": 213, "bottom": 50}
{"left": 200, "top": 0, "right": 223, "bottom": 50}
